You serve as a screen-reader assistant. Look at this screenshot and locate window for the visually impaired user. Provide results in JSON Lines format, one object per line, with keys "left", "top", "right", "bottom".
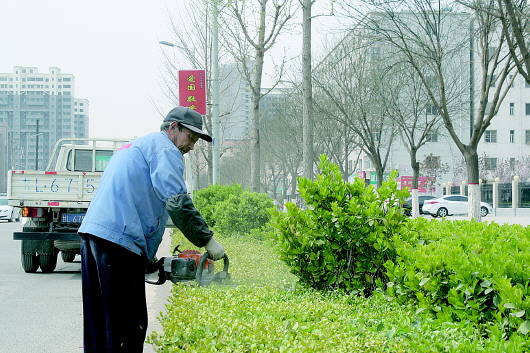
{"left": 487, "top": 47, "right": 497, "bottom": 61}
{"left": 510, "top": 103, "right": 514, "bottom": 115}
{"left": 485, "top": 158, "right": 497, "bottom": 170}
{"left": 426, "top": 133, "right": 438, "bottom": 142}
{"left": 526, "top": 103, "right": 530, "bottom": 115}
{"left": 364, "top": 156, "right": 372, "bottom": 169}
{"left": 526, "top": 130, "right": 530, "bottom": 144}
{"left": 510, "top": 130, "right": 515, "bottom": 143}
{"left": 485, "top": 130, "right": 497, "bottom": 143}
{"left": 487, "top": 74, "right": 496, "bottom": 87}
{"left": 426, "top": 104, "right": 438, "bottom": 115}
{"left": 67, "top": 150, "right": 115, "bottom": 172}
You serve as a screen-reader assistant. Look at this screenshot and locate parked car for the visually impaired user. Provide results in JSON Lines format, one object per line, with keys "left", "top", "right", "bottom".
{"left": 401, "top": 195, "right": 437, "bottom": 216}
{"left": 422, "top": 194, "right": 493, "bottom": 217}
{"left": 0, "top": 196, "right": 21, "bottom": 222}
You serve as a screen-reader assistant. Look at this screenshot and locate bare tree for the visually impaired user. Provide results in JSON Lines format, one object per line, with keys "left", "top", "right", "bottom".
{"left": 383, "top": 61, "right": 444, "bottom": 217}
{"left": 340, "top": 0, "right": 516, "bottom": 220}
{"left": 220, "top": 0, "right": 296, "bottom": 192}
{"left": 458, "top": 0, "right": 530, "bottom": 84}
{"left": 313, "top": 31, "right": 398, "bottom": 187}
{"left": 420, "top": 153, "right": 450, "bottom": 192}
{"left": 261, "top": 90, "right": 303, "bottom": 202}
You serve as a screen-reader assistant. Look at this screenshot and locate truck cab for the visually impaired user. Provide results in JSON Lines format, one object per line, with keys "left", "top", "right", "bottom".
{"left": 9, "top": 138, "right": 129, "bottom": 273}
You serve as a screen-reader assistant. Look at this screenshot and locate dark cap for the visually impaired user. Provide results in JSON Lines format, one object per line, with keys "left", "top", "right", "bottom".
{"left": 164, "top": 106, "right": 212, "bottom": 142}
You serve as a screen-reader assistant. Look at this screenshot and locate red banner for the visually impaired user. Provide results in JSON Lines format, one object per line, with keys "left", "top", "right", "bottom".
{"left": 400, "top": 176, "right": 432, "bottom": 193}
{"left": 178, "top": 70, "right": 207, "bottom": 115}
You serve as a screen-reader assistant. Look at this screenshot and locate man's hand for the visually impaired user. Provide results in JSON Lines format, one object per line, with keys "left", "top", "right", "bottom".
{"left": 145, "top": 256, "right": 160, "bottom": 274}
{"left": 205, "top": 238, "right": 225, "bottom": 261}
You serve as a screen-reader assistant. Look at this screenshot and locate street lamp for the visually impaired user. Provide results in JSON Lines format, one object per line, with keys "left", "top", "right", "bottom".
{"left": 158, "top": 41, "right": 175, "bottom": 47}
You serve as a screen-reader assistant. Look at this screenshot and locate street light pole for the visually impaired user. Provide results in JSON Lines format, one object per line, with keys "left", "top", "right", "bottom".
{"left": 35, "top": 120, "right": 39, "bottom": 170}
{"left": 211, "top": 0, "right": 220, "bottom": 184}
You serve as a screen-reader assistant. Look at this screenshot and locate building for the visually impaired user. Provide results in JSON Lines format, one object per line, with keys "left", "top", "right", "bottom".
{"left": 0, "top": 66, "right": 89, "bottom": 191}
{"left": 219, "top": 62, "right": 251, "bottom": 144}
{"left": 0, "top": 123, "right": 7, "bottom": 192}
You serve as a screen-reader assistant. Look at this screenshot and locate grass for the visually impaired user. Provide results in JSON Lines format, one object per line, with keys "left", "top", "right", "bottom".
{"left": 147, "top": 229, "right": 528, "bottom": 352}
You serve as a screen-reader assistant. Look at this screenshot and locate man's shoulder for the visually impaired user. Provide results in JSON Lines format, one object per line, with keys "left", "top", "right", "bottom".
{"left": 133, "top": 132, "right": 172, "bottom": 150}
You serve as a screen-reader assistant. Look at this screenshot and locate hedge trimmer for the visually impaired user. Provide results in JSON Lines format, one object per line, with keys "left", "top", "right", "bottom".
{"left": 145, "top": 245, "right": 230, "bottom": 286}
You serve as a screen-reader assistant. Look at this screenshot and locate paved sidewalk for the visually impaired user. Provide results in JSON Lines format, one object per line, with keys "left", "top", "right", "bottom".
{"left": 144, "top": 229, "right": 173, "bottom": 353}
{"left": 422, "top": 214, "right": 530, "bottom": 226}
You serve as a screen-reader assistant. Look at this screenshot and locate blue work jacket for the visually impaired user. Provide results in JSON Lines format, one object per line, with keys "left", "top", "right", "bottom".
{"left": 79, "top": 132, "right": 187, "bottom": 260}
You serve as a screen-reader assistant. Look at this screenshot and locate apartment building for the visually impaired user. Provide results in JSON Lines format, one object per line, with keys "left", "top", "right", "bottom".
{"left": 0, "top": 67, "right": 89, "bottom": 188}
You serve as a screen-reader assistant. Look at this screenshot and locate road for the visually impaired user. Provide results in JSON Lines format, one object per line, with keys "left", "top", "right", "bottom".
{"left": 0, "top": 221, "right": 171, "bottom": 353}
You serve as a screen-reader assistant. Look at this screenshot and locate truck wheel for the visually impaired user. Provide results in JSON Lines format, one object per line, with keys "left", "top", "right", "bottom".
{"left": 39, "top": 253, "right": 58, "bottom": 273}
{"left": 61, "top": 251, "right": 76, "bottom": 263}
{"left": 22, "top": 253, "right": 39, "bottom": 273}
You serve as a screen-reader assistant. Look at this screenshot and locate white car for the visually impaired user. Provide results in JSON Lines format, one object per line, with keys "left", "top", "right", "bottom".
{"left": 0, "top": 196, "right": 21, "bottom": 222}
{"left": 422, "top": 194, "right": 493, "bottom": 218}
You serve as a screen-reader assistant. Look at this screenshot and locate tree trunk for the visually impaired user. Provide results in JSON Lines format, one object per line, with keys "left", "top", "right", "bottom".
{"left": 250, "top": 92, "right": 261, "bottom": 192}
{"left": 250, "top": 47, "right": 265, "bottom": 193}
{"left": 375, "top": 163, "right": 384, "bottom": 188}
{"left": 410, "top": 149, "right": 420, "bottom": 218}
{"left": 464, "top": 149, "right": 481, "bottom": 221}
{"left": 302, "top": 0, "right": 314, "bottom": 180}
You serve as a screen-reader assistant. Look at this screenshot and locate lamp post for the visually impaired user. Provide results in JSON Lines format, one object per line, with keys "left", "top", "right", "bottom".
{"left": 160, "top": 32, "right": 221, "bottom": 185}
{"left": 211, "top": 0, "right": 220, "bottom": 185}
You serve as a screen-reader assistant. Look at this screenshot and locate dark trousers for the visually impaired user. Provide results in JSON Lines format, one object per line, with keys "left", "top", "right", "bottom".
{"left": 80, "top": 234, "right": 147, "bottom": 353}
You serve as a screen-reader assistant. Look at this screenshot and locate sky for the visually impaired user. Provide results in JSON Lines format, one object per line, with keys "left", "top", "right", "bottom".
{"left": 0, "top": 0, "right": 346, "bottom": 139}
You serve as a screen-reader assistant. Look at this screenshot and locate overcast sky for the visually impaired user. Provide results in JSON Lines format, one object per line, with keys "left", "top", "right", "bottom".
{"left": 0, "top": 0, "right": 345, "bottom": 139}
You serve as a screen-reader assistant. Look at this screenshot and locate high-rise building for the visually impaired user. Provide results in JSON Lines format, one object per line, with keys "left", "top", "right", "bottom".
{"left": 0, "top": 123, "right": 7, "bottom": 193}
{"left": 219, "top": 62, "right": 251, "bottom": 144}
{"left": 0, "top": 66, "right": 89, "bottom": 188}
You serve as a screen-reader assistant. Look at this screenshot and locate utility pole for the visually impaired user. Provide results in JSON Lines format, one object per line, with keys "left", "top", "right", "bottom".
{"left": 212, "top": 0, "right": 221, "bottom": 184}
{"left": 35, "top": 120, "right": 40, "bottom": 170}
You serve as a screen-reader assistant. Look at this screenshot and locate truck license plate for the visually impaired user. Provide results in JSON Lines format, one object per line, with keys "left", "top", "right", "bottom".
{"left": 62, "top": 213, "right": 85, "bottom": 223}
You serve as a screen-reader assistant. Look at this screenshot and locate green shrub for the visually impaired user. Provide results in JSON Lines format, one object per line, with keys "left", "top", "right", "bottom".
{"left": 271, "top": 155, "right": 409, "bottom": 296}
{"left": 386, "top": 218, "right": 530, "bottom": 339}
{"left": 213, "top": 191, "right": 275, "bottom": 236}
{"left": 193, "top": 183, "right": 275, "bottom": 236}
{"left": 193, "top": 184, "right": 244, "bottom": 227}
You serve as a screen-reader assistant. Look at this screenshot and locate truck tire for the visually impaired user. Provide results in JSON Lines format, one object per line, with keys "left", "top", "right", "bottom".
{"left": 39, "top": 253, "right": 58, "bottom": 273}
{"left": 61, "top": 251, "right": 76, "bottom": 263}
{"left": 22, "top": 253, "right": 39, "bottom": 273}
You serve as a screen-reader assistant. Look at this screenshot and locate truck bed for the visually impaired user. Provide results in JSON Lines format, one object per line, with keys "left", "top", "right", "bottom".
{"left": 7, "top": 170, "right": 102, "bottom": 208}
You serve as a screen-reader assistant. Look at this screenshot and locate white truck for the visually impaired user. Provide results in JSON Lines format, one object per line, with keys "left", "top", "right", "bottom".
{"left": 8, "top": 138, "right": 129, "bottom": 273}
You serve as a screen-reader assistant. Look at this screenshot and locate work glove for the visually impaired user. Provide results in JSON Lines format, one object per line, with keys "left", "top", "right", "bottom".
{"left": 145, "top": 256, "right": 160, "bottom": 274}
{"left": 205, "top": 238, "right": 225, "bottom": 261}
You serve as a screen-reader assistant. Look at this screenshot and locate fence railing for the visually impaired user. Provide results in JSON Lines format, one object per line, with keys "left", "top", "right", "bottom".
{"left": 443, "top": 178, "right": 529, "bottom": 208}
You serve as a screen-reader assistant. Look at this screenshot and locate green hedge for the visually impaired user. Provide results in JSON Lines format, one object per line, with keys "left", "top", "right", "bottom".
{"left": 193, "top": 184, "right": 275, "bottom": 236}
{"left": 386, "top": 218, "right": 530, "bottom": 340}
{"left": 149, "top": 228, "right": 530, "bottom": 352}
